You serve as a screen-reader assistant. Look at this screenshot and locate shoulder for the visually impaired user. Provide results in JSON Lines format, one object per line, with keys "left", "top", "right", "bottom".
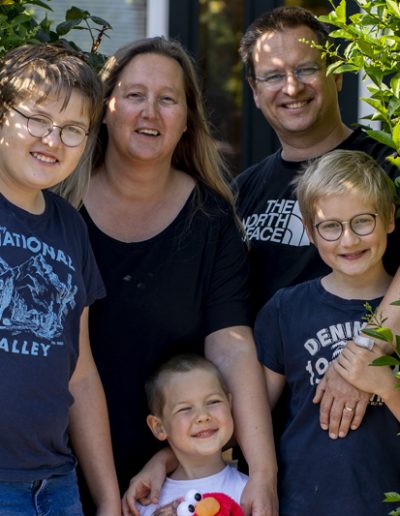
{"left": 234, "top": 151, "right": 280, "bottom": 191}
{"left": 258, "top": 279, "right": 320, "bottom": 316}
{"left": 342, "top": 128, "right": 397, "bottom": 167}
{"left": 192, "top": 183, "right": 236, "bottom": 220}
{"left": 44, "top": 190, "right": 89, "bottom": 236}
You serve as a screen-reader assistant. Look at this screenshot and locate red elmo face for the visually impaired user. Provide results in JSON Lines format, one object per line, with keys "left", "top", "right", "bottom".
{"left": 177, "top": 490, "right": 244, "bottom": 516}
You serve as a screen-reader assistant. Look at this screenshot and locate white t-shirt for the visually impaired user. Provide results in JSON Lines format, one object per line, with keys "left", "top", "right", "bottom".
{"left": 138, "top": 464, "right": 248, "bottom": 516}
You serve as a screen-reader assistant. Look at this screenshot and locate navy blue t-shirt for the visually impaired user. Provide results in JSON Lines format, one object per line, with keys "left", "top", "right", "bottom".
{"left": 255, "top": 279, "right": 400, "bottom": 516}
{"left": 0, "top": 190, "right": 105, "bottom": 481}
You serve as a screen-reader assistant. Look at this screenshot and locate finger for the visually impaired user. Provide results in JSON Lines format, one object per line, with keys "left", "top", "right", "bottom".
{"left": 149, "top": 485, "right": 161, "bottom": 505}
{"left": 338, "top": 404, "right": 356, "bottom": 438}
{"left": 350, "top": 397, "right": 369, "bottom": 430}
{"left": 312, "top": 375, "right": 327, "bottom": 404}
{"left": 122, "top": 494, "right": 139, "bottom": 516}
{"left": 327, "top": 400, "right": 346, "bottom": 439}
{"left": 317, "top": 389, "right": 333, "bottom": 430}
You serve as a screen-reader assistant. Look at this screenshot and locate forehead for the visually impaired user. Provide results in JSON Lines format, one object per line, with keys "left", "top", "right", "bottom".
{"left": 314, "top": 192, "right": 375, "bottom": 221}
{"left": 162, "top": 369, "right": 224, "bottom": 402}
{"left": 253, "top": 25, "right": 323, "bottom": 70}
{"left": 116, "top": 52, "right": 185, "bottom": 90}
{"left": 19, "top": 89, "right": 90, "bottom": 121}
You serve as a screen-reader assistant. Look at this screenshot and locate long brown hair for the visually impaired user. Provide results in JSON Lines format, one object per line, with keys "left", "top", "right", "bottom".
{"left": 94, "top": 37, "right": 235, "bottom": 209}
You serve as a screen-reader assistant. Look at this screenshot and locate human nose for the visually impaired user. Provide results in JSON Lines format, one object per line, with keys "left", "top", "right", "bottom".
{"left": 281, "top": 72, "right": 304, "bottom": 96}
{"left": 195, "top": 407, "right": 211, "bottom": 423}
{"left": 141, "top": 97, "right": 158, "bottom": 118}
{"left": 41, "top": 125, "right": 62, "bottom": 146}
{"left": 340, "top": 222, "right": 360, "bottom": 245}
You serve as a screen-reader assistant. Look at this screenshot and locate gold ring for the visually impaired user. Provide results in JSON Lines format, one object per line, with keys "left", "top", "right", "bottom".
{"left": 344, "top": 406, "right": 354, "bottom": 412}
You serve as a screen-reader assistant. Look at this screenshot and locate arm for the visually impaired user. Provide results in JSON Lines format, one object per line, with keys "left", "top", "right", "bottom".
{"left": 263, "top": 367, "right": 286, "bottom": 411}
{"left": 314, "top": 269, "right": 400, "bottom": 438}
{"left": 334, "top": 341, "right": 400, "bottom": 421}
{"left": 122, "top": 447, "right": 178, "bottom": 516}
{"left": 69, "top": 308, "right": 121, "bottom": 516}
{"left": 205, "top": 326, "right": 278, "bottom": 516}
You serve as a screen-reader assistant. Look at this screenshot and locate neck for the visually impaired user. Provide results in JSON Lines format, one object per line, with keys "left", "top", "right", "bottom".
{"left": 0, "top": 186, "right": 45, "bottom": 215}
{"left": 321, "top": 267, "right": 392, "bottom": 300}
{"left": 280, "top": 123, "right": 352, "bottom": 162}
{"left": 169, "top": 454, "right": 226, "bottom": 481}
{"left": 94, "top": 152, "right": 177, "bottom": 203}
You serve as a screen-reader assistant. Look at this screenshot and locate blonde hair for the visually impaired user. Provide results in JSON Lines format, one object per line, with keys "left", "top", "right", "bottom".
{"left": 293, "top": 149, "right": 396, "bottom": 232}
{"left": 0, "top": 44, "right": 103, "bottom": 208}
{"left": 145, "top": 354, "right": 229, "bottom": 417}
{"left": 94, "top": 37, "right": 235, "bottom": 210}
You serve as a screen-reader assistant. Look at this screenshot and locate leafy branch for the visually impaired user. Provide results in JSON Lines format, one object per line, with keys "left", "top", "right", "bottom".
{"left": 0, "top": 0, "right": 112, "bottom": 70}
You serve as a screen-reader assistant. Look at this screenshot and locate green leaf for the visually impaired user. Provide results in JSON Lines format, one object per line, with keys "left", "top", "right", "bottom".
{"left": 362, "top": 326, "right": 394, "bottom": 342}
{"left": 393, "top": 120, "right": 400, "bottom": 150}
{"left": 371, "top": 356, "right": 400, "bottom": 366}
{"left": 66, "top": 6, "right": 90, "bottom": 20}
{"left": 384, "top": 492, "right": 400, "bottom": 502}
{"left": 364, "top": 129, "right": 396, "bottom": 149}
{"left": 56, "top": 20, "right": 78, "bottom": 36}
{"left": 89, "top": 16, "right": 112, "bottom": 28}
{"left": 386, "top": 0, "right": 400, "bottom": 18}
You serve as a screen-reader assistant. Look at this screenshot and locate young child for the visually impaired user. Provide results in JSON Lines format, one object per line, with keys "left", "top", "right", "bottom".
{"left": 137, "top": 354, "right": 248, "bottom": 516}
{"left": 255, "top": 149, "right": 400, "bottom": 516}
{"left": 0, "top": 44, "right": 120, "bottom": 514}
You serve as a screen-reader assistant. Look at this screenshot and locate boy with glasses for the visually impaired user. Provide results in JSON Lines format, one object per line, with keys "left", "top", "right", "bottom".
{"left": 0, "top": 44, "right": 120, "bottom": 514}
{"left": 255, "top": 149, "right": 400, "bottom": 515}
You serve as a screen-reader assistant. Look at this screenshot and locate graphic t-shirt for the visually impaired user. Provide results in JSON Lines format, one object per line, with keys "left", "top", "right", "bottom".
{"left": 139, "top": 465, "right": 248, "bottom": 516}
{"left": 255, "top": 279, "right": 400, "bottom": 516}
{"left": 235, "top": 128, "right": 400, "bottom": 313}
{"left": 0, "top": 190, "right": 105, "bottom": 481}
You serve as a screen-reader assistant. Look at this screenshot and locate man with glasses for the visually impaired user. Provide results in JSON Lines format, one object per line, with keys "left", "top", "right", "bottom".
{"left": 235, "top": 5, "right": 400, "bottom": 441}
{"left": 255, "top": 149, "right": 400, "bottom": 516}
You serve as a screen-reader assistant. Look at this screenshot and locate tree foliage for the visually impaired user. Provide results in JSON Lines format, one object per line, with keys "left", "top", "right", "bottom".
{"left": 318, "top": 3, "right": 400, "bottom": 512}
{"left": 317, "top": 0, "right": 400, "bottom": 170}
{"left": 0, "top": 0, "right": 112, "bottom": 70}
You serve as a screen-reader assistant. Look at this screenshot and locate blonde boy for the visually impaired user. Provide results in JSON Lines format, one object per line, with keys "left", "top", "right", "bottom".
{"left": 138, "top": 354, "right": 248, "bottom": 516}
{"left": 255, "top": 149, "right": 400, "bottom": 516}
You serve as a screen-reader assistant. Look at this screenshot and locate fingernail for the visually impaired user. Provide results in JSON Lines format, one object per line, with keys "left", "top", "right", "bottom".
{"left": 321, "top": 424, "right": 328, "bottom": 430}
{"left": 329, "top": 433, "right": 337, "bottom": 439}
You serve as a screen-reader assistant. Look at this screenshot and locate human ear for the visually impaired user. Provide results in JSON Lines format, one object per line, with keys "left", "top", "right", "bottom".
{"left": 146, "top": 414, "right": 168, "bottom": 442}
{"left": 305, "top": 223, "right": 317, "bottom": 246}
{"left": 386, "top": 204, "right": 396, "bottom": 234}
{"left": 248, "top": 78, "right": 261, "bottom": 109}
{"left": 334, "top": 73, "right": 343, "bottom": 92}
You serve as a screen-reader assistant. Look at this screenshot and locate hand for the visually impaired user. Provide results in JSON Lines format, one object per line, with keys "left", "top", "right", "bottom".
{"left": 240, "top": 471, "right": 278, "bottom": 516}
{"left": 122, "top": 456, "right": 169, "bottom": 516}
{"left": 313, "top": 362, "right": 370, "bottom": 439}
{"left": 334, "top": 341, "right": 389, "bottom": 396}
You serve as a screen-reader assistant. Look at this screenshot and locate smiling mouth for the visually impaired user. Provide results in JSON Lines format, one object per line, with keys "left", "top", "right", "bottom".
{"left": 340, "top": 250, "right": 367, "bottom": 260}
{"left": 283, "top": 100, "right": 310, "bottom": 109}
{"left": 192, "top": 429, "right": 218, "bottom": 439}
{"left": 31, "top": 152, "right": 57, "bottom": 164}
{"left": 136, "top": 128, "right": 160, "bottom": 136}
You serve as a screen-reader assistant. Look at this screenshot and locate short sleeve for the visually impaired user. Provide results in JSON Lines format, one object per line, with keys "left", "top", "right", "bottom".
{"left": 254, "top": 292, "right": 286, "bottom": 374}
{"left": 205, "top": 213, "right": 251, "bottom": 335}
{"left": 77, "top": 214, "right": 106, "bottom": 306}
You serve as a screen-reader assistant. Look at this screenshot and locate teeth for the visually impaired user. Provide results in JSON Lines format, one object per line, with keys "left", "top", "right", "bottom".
{"left": 32, "top": 152, "right": 56, "bottom": 164}
{"left": 285, "top": 101, "right": 308, "bottom": 109}
{"left": 138, "top": 128, "right": 159, "bottom": 136}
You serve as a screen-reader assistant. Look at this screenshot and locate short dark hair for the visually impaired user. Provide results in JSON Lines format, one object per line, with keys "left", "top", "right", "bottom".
{"left": 145, "top": 354, "right": 229, "bottom": 417}
{"left": 239, "top": 6, "right": 332, "bottom": 81}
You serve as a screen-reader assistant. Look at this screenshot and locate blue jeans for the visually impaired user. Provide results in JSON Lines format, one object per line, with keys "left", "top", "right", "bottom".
{"left": 0, "top": 469, "right": 84, "bottom": 515}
